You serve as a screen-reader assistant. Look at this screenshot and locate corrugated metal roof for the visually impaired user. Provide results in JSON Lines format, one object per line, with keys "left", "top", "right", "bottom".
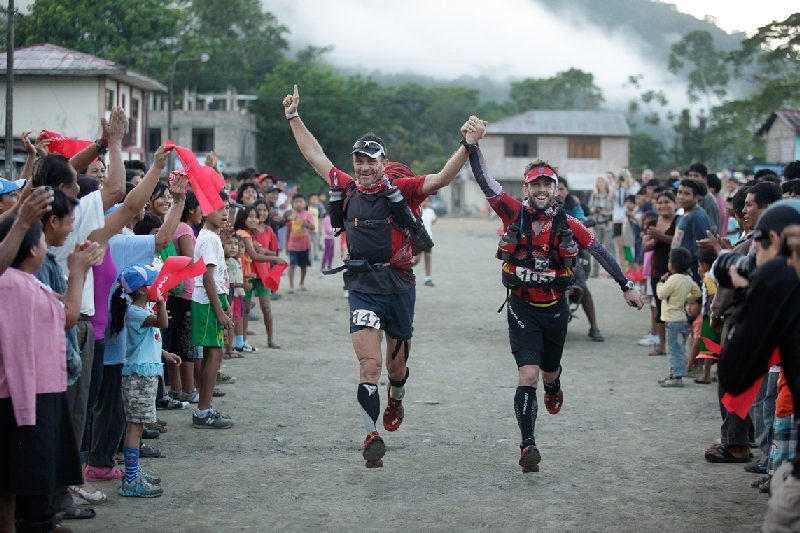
{"left": 486, "top": 110, "right": 630, "bottom": 136}
{"left": 776, "top": 109, "right": 800, "bottom": 134}
{"left": 0, "top": 44, "right": 166, "bottom": 92}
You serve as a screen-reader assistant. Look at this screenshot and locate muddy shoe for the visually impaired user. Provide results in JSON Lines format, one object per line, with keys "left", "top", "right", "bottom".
{"left": 383, "top": 385, "right": 404, "bottom": 432}
{"left": 544, "top": 390, "right": 563, "bottom": 415}
{"left": 363, "top": 431, "right": 385, "bottom": 468}
{"left": 519, "top": 439, "right": 541, "bottom": 472}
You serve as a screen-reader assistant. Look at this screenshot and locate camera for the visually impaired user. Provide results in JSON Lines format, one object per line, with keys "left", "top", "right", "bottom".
{"left": 534, "top": 257, "right": 550, "bottom": 271}
{"left": 713, "top": 252, "right": 756, "bottom": 288}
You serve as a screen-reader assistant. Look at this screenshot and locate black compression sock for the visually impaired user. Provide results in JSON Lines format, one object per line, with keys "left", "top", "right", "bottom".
{"left": 357, "top": 383, "right": 380, "bottom": 433}
{"left": 514, "top": 386, "right": 538, "bottom": 445}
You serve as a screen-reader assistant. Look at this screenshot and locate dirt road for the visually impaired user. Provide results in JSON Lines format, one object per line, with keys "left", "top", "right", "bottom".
{"left": 79, "top": 217, "right": 767, "bottom": 533}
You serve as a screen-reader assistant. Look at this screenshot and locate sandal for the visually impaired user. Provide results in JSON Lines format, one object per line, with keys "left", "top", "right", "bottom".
{"left": 59, "top": 506, "right": 96, "bottom": 520}
{"left": 694, "top": 377, "right": 712, "bottom": 384}
{"left": 648, "top": 349, "right": 666, "bottom": 356}
{"left": 222, "top": 351, "right": 232, "bottom": 360}
{"left": 267, "top": 342, "right": 281, "bottom": 349}
{"left": 704, "top": 445, "right": 751, "bottom": 463}
{"left": 68, "top": 486, "right": 107, "bottom": 504}
{"left": 751, "top": 474, "right": 771, "bottom": 488}
{"left": 212, "top": 388, "right": 226, "bottom": 397}
{"left": 588, "top": 328, "right": 604, "bottom": 342}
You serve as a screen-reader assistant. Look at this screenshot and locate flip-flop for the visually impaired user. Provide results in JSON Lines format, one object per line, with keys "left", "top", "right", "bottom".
{"left": 705, "top": 445, "right": 751, "bottom": 463}
{"left": 212, "top": 388, "right": 226, "bottom": 397}
{"left": 648, "top": 350, "right": 666, "bottom": 356}
{"left": 59, "top": 505, "right": 97, "bottom": 519}
{"left": 694, "top": 377, "right": 712, "bottom": 384}
{"left": 267, "top": 342, "right": 281, "bottom": 349}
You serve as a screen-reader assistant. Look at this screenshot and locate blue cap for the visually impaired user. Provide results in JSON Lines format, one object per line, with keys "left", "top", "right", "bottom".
{"left": 0, "top": 178, "right": 26, "bottom": 195}
{"left": 118, "top": 263, "right": 160, "bottom": 294}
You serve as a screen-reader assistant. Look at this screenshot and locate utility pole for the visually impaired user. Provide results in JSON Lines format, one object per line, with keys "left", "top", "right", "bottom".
{"left": 4, "top": 0, "right": 14, "bottom": 178}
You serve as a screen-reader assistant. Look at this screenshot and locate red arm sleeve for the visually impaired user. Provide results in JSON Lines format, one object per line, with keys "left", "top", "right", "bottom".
{"left": 329, "top": 167, "right": 354, "bottom": 188}
{"left": 488, "top": 192, "right": 523, "bottom": 227}
{"left": 567, "top": 216, "right": 597, "bottom": 249}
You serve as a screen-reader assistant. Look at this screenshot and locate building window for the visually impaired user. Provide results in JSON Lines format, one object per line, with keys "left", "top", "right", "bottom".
{"left": 123, "top": 98, "right": 141, "bottom": 147}
{"left": 192, "top": 128, "right": 214, "bottom": 153}
{"left": 505, "top": 136, "right": 538, "bottom": 158}
{"left": 105, "top": 89, "right": 115, "bottom": 111}
{"left": 147, "top": 128, "right": 162, "bottom": 153}
{"left": 568, "top": 137, "right": 601, "bottom": 159}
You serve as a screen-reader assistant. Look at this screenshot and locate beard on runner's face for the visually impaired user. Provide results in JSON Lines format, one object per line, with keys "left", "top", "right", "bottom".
{"left": 525, "top": 179, "right": 556, "bottom": 209}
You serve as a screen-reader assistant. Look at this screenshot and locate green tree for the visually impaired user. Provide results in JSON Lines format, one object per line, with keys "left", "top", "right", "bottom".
{"left": 13, "top": 0, "right": 182, "bottom": 79}
{"left": 668, "top": 109, "right": 711, "bottom": 168}
{"left": 509, "top": 68, "right": 604, "bottom": 112}
{"left": 629, "top": 133, "right": 667, "bottom": 172}
{"left": 668, "top": 30, "right": 730, "bottom": 113}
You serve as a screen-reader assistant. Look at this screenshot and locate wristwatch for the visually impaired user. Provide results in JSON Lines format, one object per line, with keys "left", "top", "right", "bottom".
{"left": 622, "top": 280, "right": 635, "bottom": 291}
{"left": 93, "top": 139, "right": 108, "bottom": 154}
{"left": 460, "top": 139, "right": 478, "bottom": 154}
{"left": 285, "top": 111, "right": 299, "bottom": 120}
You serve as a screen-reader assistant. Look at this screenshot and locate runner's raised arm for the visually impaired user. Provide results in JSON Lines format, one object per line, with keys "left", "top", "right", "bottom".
{"left": 282, "top": 85, "right": 334, "bottom": 179}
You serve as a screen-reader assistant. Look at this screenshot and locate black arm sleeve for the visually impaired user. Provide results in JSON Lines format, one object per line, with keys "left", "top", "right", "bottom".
{"left": 468, "top": 145, "right": 503, "bottom": 199}
{"left": 586, "top": 241, "right": 629, "bottom": 290}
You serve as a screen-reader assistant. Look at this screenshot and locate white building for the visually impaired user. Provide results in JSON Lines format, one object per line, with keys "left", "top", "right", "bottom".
{"left": 757, "top": 109, "right": 800, "bottom": 164}
{"left": 0, "top": 43, "right": 165, "bottom": 166}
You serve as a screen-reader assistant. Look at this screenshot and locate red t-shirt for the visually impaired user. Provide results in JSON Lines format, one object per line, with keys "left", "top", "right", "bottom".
{"left": 490, "top": 191, "right": 595, "bottom": 303}
{"left": 329, "top": 167, "right": 427, "bottom": 258}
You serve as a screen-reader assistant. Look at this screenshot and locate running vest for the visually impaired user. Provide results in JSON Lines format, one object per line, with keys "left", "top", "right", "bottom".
{"left": 498, "top": 207, "right": 575, "bottom": 294}
{"left": 342, "top": 183, "right": 394, "bottom": 265}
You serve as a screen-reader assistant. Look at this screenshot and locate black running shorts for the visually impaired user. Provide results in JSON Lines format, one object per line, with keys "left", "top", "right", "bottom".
{"left": 507, "top": 295, "right": 569, "bottom": 371}
{"left": 348, "top": 289, "right": 415, "bottom": 341}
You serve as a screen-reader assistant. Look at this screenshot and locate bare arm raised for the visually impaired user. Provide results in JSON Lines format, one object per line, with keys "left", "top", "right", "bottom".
{"left": 283, "top": 85, "right": 334, "bottom": 179}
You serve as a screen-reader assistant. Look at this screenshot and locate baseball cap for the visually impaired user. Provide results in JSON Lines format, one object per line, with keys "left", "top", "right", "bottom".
{"left": 524, "top": 165, "right": 558, "bottom": 185}
{"left": 258, "top": 173, "right": 275, "bottom": 183}
{"left": 753, "top": 199, "right": 800, "bottom": 241}
{"left": 118, "top": 263, "right": 160, "bottom": 294}
{"left": 0, "top": 178, "right": 26, "bottom": 195}
{"left": 266, "top": 185, "right": 280, "bottom": 193}
{"left": 351, "top": 139, "right": 386, "bottom": 159}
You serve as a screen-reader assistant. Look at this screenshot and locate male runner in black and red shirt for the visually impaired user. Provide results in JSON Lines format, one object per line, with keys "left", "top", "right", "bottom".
{"left": 464, "top": 122, "right": 644, "bottom": 472}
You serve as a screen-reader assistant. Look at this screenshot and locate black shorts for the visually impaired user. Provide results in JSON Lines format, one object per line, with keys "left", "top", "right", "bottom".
{"left": 573, "top": 264, "right": 587, "bottom": 289}
{"left": 507, "top": 295, "right": 569, "bottom": 371}
{"left": 613, "top": 222, "right": 623, "bottom": 238}
{"left": 167, "top": 296, "right": 196, "bottom": 362}
{"left": 289, "top": 250, "right": 311, "bottom": 267}
{"left": 348, "top": 289, "right": 415, "bottom": 341}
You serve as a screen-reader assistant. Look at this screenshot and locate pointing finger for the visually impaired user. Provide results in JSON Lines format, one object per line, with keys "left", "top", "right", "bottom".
{"left": 293, "top": 84, "right": 299, "bottom": 99}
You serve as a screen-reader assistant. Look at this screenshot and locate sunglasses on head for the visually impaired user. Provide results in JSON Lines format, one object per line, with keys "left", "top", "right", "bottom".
{"left": 352, "top": 140, "right": 385, "bottom": 155}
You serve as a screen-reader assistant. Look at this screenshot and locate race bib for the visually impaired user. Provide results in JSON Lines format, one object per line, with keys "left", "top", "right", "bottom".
{"left": 352, "top": 309, "right": 381, "bottom": 329}
{"left": 515, "top": 267, "right": 556, "bottom": 285}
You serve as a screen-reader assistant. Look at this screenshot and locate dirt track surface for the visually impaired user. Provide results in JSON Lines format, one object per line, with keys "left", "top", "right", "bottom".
{"left": 79, "top": 217, "right": 767, "bottom": 533}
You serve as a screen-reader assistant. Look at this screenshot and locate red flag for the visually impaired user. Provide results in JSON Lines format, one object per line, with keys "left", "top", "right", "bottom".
{"left": 721, "top": 348, "right": 781, "bottom": 419}
{"left": 262, "top": 263, "right": 289, "bottom": 291}
{"left": 148, "top": 256, "right": 207, "bottom": 301}
{"left": 164, "top": 140, "right": 225, "bottom": 216}
{"left": 701, "top": 337, "right": 722, "bottom": 355}
{"left": 40, "top": 130, "right": 93, "bottom": 158}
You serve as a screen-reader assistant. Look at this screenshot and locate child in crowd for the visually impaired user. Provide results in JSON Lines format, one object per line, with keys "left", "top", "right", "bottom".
{"left": 109, "top": 263, "right": 180, "bottom": 497}
{"left": 225, "top": 235, "right": 252, "bottom": 358}
{"left": 418, "top": 197, "right": 437, "bottom": 287}
{"left": 234, "top": 205, "right": 283, "bottom": 351}
{"left": 252, "top": 200, "right": 284, "bottom": 347}
{"left": 286, "top": 193, "right": 314, "bottom": 292}
{"left": 307, "top": 192, "right": 321, "bottom": 263}
{"left": 623, "top": 194, "right": 637, "bottom": 271}
{"left": 192, "top": 193, "right": 236, "bottom": 429}
{"left": 684, "top": 295, "right": 703, "bottom": 378}
{"left": 687, "top": 249, "right": 719, "bottom": 384}
{"left": 321, "top": 211, "right": 335, "bottom": 272}
{"left": 656, "top": 247, "right": 701, "bottom": 388}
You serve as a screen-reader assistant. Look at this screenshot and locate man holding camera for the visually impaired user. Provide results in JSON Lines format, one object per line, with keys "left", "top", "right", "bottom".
{"left": 715, "top": 199, "right": 800, "bottom": 532}
{"left": 466, "top": 140, "right": 643, "bottom": 473}
{"left": 702, "top": 181, "right": 782, "bottom": 463}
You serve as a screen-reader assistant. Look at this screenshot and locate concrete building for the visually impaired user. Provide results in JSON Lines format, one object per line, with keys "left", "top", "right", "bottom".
{"left": 439, "top": 110, "right": 630, "bottom": 215}
{"left": 0, "top": 43, "right": 165, "bottom": 168}
{"left": 147, "top": 89, "right": 257, "bottom": 174}
{"left": 757, "top": 109, "right": 800, "bottom": 165}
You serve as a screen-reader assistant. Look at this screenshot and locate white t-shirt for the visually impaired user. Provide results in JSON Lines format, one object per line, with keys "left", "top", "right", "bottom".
{"left": 50, "top": 190, "right": 105, "bottom": 316}
{"left": 276, "top": 191, "right": 289, "bottom": 215}
{"left": 192, "top": 229, "right": 228, "bottom": 304}
{"left": 612, "top": 188, "right": 628, "bottom": 224}
{"left": 420, "top": 207, "right": 437, "bottom": 241}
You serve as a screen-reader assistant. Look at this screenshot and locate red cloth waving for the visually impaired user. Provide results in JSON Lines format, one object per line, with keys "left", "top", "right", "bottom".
{"left": 148, "top": 256, "right": 207, "bottom": 301}
{"left": 164, "top": 140, "right": 225, "bottom": 216}
{"left": 39, "top": 130, "right": 93, "bottom": 158}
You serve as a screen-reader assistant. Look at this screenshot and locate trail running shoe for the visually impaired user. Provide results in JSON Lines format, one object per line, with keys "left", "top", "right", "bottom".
{"left": 193, "top": 409, "right": 235, "bottom": 429}
{"left": 156, "top": 397, "right": 189, "bottom": 410}
{"left": 119, "top": 476, "right": 163, "bottom": 498}
{"left": 383, "top": 385, "right": 405, "bottom": 432}
{"left": 519, "top": 439, "right": 541, "bottom": 473}
{"left": 234, "top": 343, "right": 258, "bottom": 353}
{"left": 363, "top": 431, "right": 385, "bottom": 468}
{"left": 216, "top": 372, "right": 236, "bottom": 385}
{"left": 544, "top": 390, "right": 563, "bottom": 415}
